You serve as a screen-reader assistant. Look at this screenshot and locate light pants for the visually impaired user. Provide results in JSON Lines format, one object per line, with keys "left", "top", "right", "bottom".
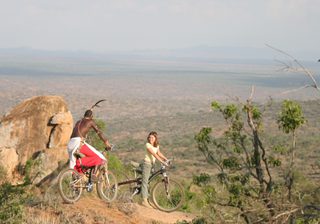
{"left": 141, "top": 161, "right": 152, "bottom": 199}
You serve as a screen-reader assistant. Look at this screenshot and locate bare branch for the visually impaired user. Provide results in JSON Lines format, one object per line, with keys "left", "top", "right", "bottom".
{"left": 248, "top": 85, "right": 255, "bottom": 102}
{"left": 272, "top": 208, "right": 300, "bottom": 221}
{"left": 266, "top": 44, "right": 320, "bottom": 92}
{"left": 280, "top": 85, "right": 314, "bottom": 95}
{"left": 275, "top": 59, "right": 293, "bottom": 72}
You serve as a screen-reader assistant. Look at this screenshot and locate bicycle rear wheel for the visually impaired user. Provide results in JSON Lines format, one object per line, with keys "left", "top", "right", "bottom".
{"left": 58, "top": 168, "right": 83, "bottom": 203}
{"left": 97, "top": 169, "right": 118, "bottom": 202}
{"left": 116, "top": 171, "right": 136, "bottom": 202}
{"left": 151, "top": 178, "right": 184, "bottom": 212}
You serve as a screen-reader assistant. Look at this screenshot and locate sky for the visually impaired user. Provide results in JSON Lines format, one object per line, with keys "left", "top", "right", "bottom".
{"left": 0, "top": 0, "right": 319, "bottom": 54}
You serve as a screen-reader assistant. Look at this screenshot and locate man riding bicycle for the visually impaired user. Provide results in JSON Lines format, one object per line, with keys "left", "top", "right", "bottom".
{"left": 67, "top": 100, "right": 111, "bottom": 181}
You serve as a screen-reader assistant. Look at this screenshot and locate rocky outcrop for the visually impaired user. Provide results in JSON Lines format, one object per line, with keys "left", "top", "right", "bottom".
{"left": 0, "top": 96, "right": 73, "bottom": 183}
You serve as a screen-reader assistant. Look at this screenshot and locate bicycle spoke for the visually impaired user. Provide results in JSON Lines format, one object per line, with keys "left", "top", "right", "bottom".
{"left": 58, "top": 169, "right": 83, "bottom": 203}
{"left": 97, "top": 170, "right": 118, "bottom": 202}
{"left": 152, "top": 179, "right": 184, "bottom": 212}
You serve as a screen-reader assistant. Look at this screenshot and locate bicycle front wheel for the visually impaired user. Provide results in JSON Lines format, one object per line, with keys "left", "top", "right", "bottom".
{"left": 97, "top": 169, "right": 118, "bottom": 203}
{"left": 58, "top": 168, "right": 83, "bottom": 203}
{"left": 151, "top": 178, "right": 184, "bottom": 212}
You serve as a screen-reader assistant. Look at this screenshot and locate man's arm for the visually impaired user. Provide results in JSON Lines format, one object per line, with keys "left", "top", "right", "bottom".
{"left": 90, "top": 120, "right": 110, "bottom": 147}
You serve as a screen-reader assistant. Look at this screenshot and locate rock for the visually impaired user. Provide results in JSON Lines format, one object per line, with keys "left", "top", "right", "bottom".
{"left": 0, "top": 147, "right": 19, "bottom": 179}
{"left": 30, "top": 148, "right": 68, "bottom": 185}
{"left": 48, "top": 111, "right": 73, "bottom": 148}
{"left": 0, "top": 96, "right": 73, "bottom": 183}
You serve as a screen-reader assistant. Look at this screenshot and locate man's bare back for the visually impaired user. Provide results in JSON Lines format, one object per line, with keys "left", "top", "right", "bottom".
{"left": 70, "top": 111, "right": 110, "bottom": 149}
{"left": 71, "top": 118, "right": 99, "bottom": 139}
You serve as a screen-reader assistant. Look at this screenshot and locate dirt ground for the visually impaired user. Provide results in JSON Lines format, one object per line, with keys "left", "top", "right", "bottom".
{"left": 27, "top": 194, "right": 196, "bottom": 224}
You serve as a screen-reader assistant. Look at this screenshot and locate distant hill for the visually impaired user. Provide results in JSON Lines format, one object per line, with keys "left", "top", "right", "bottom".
{"left": 0, "top": 46, "right": 319, "bottom": 62}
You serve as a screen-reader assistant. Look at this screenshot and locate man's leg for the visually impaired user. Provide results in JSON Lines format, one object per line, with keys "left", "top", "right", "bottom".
{"left": 79, "top": 144, "right": 105, "bottom": 182}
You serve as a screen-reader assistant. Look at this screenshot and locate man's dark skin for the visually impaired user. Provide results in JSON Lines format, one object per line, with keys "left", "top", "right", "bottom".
{"left": 71, "top": 110, "right": 111, "bottom": 176}
{"left": 71, "top": 110, "right": 111, "bottom": 148}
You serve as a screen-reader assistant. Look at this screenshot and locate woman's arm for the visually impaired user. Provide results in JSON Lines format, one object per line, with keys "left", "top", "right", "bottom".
{"left": 157, "top": 149, "right": 168, "bottom": 161}
{"left": 146, "top": 145, "right": 167, "bottom": 166}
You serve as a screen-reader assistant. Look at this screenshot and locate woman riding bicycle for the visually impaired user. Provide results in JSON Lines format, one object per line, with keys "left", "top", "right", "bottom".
{"left": 141, "top": 131, "right": 169, "bottom": 208}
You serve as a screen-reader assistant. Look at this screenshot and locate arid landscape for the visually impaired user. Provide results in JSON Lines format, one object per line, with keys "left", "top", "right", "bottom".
{"left": 1, "top": 52, "right": 320, "bottom": 165}
{"left": 1, "top": 1, "right": 320, "bottom": 223}
{"left": 1, "top": 52, "right": 320, "bottom": 223}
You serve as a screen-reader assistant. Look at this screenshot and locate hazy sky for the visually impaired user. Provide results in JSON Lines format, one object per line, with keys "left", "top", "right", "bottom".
{"left": 0, "top": 0, "right": 319, "bottom": 53}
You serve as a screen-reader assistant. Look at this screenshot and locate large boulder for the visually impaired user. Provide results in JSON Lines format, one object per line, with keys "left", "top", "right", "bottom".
{"left": 0, "top": 96, "right": 73, "bottom": 183}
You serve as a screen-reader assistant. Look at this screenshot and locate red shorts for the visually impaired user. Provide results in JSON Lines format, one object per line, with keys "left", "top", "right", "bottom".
{"left": 74, "top": 144, "right": 105, "bottom": 173}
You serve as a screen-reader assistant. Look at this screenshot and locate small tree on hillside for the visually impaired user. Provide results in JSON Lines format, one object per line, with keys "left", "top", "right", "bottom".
{"left": 277, "top": 100, "right": 306, "bottom": 201}
{"left": 194, "top": 89, "right": 307, "bottom": 223}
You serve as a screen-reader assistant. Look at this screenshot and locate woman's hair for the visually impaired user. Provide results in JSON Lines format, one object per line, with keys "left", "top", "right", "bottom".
{"left": 147, "top": 131, "right": 159, "bottom": 147}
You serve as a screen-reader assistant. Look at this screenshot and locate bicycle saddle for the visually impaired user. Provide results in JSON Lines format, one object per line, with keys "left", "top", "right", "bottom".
{"left": 130, "top": 161, "right": 143, "bottom": 174}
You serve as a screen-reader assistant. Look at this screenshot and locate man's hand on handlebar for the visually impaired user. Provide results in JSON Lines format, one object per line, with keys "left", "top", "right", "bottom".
{"left": 104, "top": 140, "right": 112, "bottom": 151}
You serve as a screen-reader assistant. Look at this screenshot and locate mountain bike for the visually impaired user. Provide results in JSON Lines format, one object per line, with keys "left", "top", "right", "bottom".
{"left": 58, "top": 147, "right": 118, "bottom": 204}
{"left": 116, "top": 160, "right": 184, "bottom": 212}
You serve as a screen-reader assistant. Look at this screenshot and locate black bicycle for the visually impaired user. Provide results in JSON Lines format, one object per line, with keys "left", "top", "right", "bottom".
{"left": 116, "top": 160, "right": 184, "bottom": 212}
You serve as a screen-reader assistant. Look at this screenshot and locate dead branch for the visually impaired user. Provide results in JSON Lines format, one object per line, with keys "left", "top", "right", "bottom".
{"left": 249, "top": 85, "right": 255, "bottom": 102}
{"left": 266, "top": 44, "right": 320, "bottom": 92}
{"left": 280, "top": 85, "right": 314, "bottom": 95}
{"left": 272, "top": 208, "right": 300, "bottom": 222}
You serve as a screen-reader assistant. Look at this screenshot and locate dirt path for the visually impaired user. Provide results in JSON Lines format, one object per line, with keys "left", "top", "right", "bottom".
{"left": 134, "top": 204, "right": 195, "bottom": 224}
{"left": 58, "top": 195, "right": 195, "bottom": 224}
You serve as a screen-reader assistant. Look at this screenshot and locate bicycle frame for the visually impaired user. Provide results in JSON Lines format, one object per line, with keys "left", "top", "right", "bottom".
{"left": 118, "top": 164, "right": 168, "bottom": 189}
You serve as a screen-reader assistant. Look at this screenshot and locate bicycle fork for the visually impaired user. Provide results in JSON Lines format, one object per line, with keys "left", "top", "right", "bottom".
{"left": 163, "top": 173, "right": 170, "bottom": 196}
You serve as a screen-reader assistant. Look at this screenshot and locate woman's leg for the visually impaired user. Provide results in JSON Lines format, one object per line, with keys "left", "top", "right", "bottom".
{"left": 141, "top": 161, "right": 152, "bottom": 200}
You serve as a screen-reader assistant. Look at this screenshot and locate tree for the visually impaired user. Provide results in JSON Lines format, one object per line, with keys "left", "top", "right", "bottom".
{"left": 195, "top": 92, "right": 277, "bottom": 223}
{"left": 194, "top": 88, "right": 313, "bottom": 223}
{"left": 277, "top": 100, "right": 305, "bottom": 201}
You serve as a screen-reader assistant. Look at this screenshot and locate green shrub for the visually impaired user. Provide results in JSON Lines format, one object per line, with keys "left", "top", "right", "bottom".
{"left": 0, "top": 165, "right": 7, "bottom": 184}
{"left": 175, "top": 217, "right": 208, "bottom": 224}
{"left": 0, "top": 183, "right": 27, "bottom": 224}
{"left": 107, "top": 153, "right": 124, "bottom": 171}
{"left": 87, "top": 119, "right": 125, "bottom": 171}
{"left": 193, "top": 173, "right": 211, "bottom": 186}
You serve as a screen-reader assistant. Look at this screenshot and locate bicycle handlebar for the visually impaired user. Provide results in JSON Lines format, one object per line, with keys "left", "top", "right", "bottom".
{"left": 105, "top": 144, "right": 116, "bottom": 152}
{"left": 161, "top": 159, "right": 173, "bottom": 168}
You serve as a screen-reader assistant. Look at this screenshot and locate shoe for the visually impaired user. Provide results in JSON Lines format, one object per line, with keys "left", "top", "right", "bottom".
{"left": 141, "top": 198, "right": 152, "bottom": 209}
{"left": 91, "top": 174, "right": 98, "bottom": 183}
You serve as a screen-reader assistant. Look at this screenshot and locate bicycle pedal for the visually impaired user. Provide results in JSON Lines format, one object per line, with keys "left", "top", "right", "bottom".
{"left": 86, "top": 182, "right": 93, "bottom": 192}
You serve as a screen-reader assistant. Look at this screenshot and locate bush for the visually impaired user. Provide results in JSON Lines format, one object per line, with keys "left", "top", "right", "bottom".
{"left": 175, "top": 217, "right": 208, "bottom": 224}
{"left": 86, "top": 119, "right": 125, "bottom": 171}
{"left": 0, "top": 165, "right": 7, "bottom": 184}
{"left": 107, "top": 153, "right": 124, "bottom": 171}
{"left": 0, "top": 183, "right": 28, "bottom": 224}
{"left": 193, "top": 173, "right": 211, "bottom": 186}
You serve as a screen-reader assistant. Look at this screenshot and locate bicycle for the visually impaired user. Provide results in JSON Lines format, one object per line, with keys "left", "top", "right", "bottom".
{"left": 58, "top": 146, "right": 118, "bottom": 204}
{"left": 116, "top": 160, "right": 184, "bottom": 212}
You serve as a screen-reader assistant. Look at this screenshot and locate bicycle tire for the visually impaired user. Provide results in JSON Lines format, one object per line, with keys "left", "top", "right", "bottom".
{"left": 97, "top": 169, "right": 118, "bottom": 203}
{"left": 58, "top": 168, "right": 83, "bottom": 203}
{"left": 151, "top": 178, "right": 184, "bottom": 212}
{"left": 116, "top": 171, "right": 135, "bottom": 202}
